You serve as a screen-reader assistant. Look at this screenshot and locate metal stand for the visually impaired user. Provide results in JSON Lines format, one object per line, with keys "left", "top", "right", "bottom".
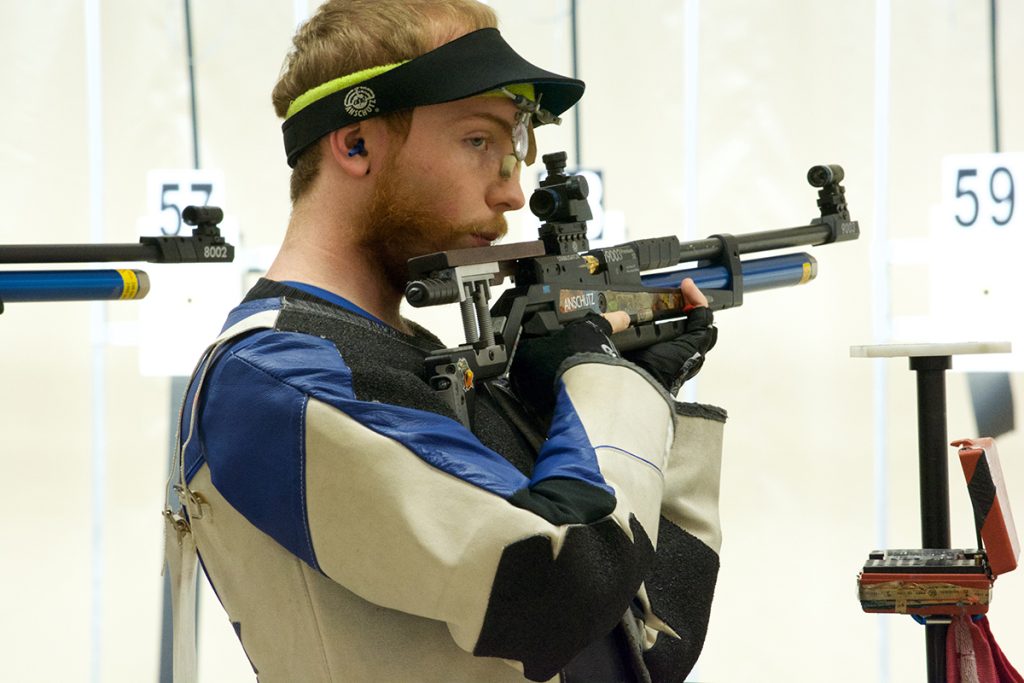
{"left": 909, "top": 354, "right": 952, "bottom": 682}
{"left": 851, "top": 341, "right": 1011, "bottom": 683}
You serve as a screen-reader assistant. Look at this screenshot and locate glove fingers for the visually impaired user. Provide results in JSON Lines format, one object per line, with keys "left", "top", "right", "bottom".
{"left": 623, "top": 307, "right": 717, "bottom": 392}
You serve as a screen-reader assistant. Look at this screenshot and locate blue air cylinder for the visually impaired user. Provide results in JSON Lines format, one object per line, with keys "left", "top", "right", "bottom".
{"left": 640, "top": 252, "right": 816, "bottom": 293}
{"left": 0, "top": 269, "right": 150, "bottom": 302}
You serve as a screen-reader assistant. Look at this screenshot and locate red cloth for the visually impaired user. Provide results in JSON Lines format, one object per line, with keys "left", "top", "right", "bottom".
{"left": 947, "top": 615, "right": 1023, "bottom": 683}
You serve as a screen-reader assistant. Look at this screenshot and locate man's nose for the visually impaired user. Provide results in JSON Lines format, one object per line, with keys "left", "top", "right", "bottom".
{"left": 488, "top": 164, "right": 526, "bottom": 213}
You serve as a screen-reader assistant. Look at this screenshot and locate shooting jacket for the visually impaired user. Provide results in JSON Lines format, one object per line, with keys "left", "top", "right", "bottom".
{"left": 169, "top": 279, "right": 726, "bottom": 682}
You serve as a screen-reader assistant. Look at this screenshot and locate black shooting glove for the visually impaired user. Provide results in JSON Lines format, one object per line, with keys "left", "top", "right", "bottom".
{"left": 626, "top": 306, "right": 718, "bottom": 394}
{"left": 509, "top": 313, "right": 619, "bottom": 420}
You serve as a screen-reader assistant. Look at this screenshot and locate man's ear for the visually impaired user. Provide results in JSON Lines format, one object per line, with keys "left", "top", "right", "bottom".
{"left": 326, "top": 124, "right": 372, "bottom": 177}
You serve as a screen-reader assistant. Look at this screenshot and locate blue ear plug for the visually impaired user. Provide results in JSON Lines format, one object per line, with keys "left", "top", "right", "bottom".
{"left": 347, "top": 139, "right": 366, "bottom": 157}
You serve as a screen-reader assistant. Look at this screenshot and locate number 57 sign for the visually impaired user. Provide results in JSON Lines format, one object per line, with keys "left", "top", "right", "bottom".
{"left": 138, "top": 168, "right": 241, "bottom": 376}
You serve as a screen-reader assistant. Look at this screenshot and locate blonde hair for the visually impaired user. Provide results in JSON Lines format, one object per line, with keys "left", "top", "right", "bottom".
{"left": 273, "top": 0, "right": 498, "bottom": 203}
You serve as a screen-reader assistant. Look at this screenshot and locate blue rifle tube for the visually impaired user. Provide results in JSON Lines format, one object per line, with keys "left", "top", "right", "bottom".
{"left": 640, "top": 252, "right": 817, "bottom": 292}
{"left": 0, "top": 269, "right": 150, "bottom": 303}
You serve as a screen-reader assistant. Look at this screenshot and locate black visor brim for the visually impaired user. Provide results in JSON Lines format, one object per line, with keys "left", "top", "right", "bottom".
{"left": 281, "top": 28, "right": 584, "bottom": 167}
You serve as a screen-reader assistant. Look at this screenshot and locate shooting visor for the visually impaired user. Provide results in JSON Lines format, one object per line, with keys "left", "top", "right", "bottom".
{"left": 281, "top": 28, "right": 584, "bottom": 168}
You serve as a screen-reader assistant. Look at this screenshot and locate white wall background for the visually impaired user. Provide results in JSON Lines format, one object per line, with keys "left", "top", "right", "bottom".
{"left": 1, "top": 1, "right": 1022, "bottom": 681}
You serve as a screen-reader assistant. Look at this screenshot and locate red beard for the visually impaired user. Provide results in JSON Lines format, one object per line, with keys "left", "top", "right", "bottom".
{"left": 358, "top": 165, "right": 508, "bottom": 295}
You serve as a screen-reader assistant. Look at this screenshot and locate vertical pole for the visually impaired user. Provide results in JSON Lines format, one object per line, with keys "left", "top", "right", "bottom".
{"left": 680, "top": 0, "right": 700, "bottom": 411}
{"left": 160, "top": 4, "right": 202, "bottom": 678}
{"left": 912, "top": 356, "right": 952, "bottom": 549}
{"left": 160, "top": 378, "right": 190, "bottom": 682}
{"left": 569, "top": 0, "right": 581, "bottom": 168}
{"left": 84, "top": 1, "right": 106, "bottom": 680}
{"left": 872, "top": 2, "right": 893, "bottom": 678}
{"left": 989, "top": 0, "right": 1000, "bottom": 154}
{"left": 909, "top": 355, "right": 952, "bottom": 683}
{"left": 184, "top": 0, "right": 200, "bottom": 170}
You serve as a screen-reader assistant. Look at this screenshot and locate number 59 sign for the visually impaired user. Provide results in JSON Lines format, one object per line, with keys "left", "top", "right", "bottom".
{"left": 931, "top": 153, "right": 1023, "bottom": 371}
{"left": 943, "top": 153, "right": 1021, "bottom": 231}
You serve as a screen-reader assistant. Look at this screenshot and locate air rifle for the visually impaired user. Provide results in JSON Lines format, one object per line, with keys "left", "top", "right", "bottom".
{"left": 0, "top": 206, "right": 232, "bottom": 314}
{"left": 405, "top": 152, "right": 859, "bottom": 427}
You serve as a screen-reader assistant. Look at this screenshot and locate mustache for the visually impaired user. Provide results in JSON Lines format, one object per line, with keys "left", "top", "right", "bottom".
{"left": 461, "top": 215, "right": 509, "bottom": 242}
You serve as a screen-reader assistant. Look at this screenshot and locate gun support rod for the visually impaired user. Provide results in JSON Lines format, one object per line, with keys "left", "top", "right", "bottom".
{"left": 0, "top": 269, "right": 150, "bottom": 302}
{"left": 641, "top": 252, "right": 816, "bottom": 294}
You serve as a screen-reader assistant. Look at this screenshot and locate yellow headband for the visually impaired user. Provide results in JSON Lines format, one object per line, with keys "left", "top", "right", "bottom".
{"left": 287, "top": 65, "right": 537, "bottom": 121}
{"left": 286, "top": 62, "right": 407, "bottom": 119}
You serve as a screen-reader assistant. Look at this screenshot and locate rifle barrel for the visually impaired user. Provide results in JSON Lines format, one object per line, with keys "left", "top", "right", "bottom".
{"left": 0, "top": 243, "right": 162, "bottom": 264}
{"left": 729, "top": 224, "right": 835, "bottom": 256}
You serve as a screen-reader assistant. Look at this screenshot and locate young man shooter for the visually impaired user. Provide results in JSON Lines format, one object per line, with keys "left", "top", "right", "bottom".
{"left": 167, "top": 1, "right": 723, "bottom": 680}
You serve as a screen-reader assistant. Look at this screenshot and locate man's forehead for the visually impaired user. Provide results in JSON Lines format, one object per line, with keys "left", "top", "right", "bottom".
{"left": 421, "top": 95, "right": 519, "bottom": 129}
